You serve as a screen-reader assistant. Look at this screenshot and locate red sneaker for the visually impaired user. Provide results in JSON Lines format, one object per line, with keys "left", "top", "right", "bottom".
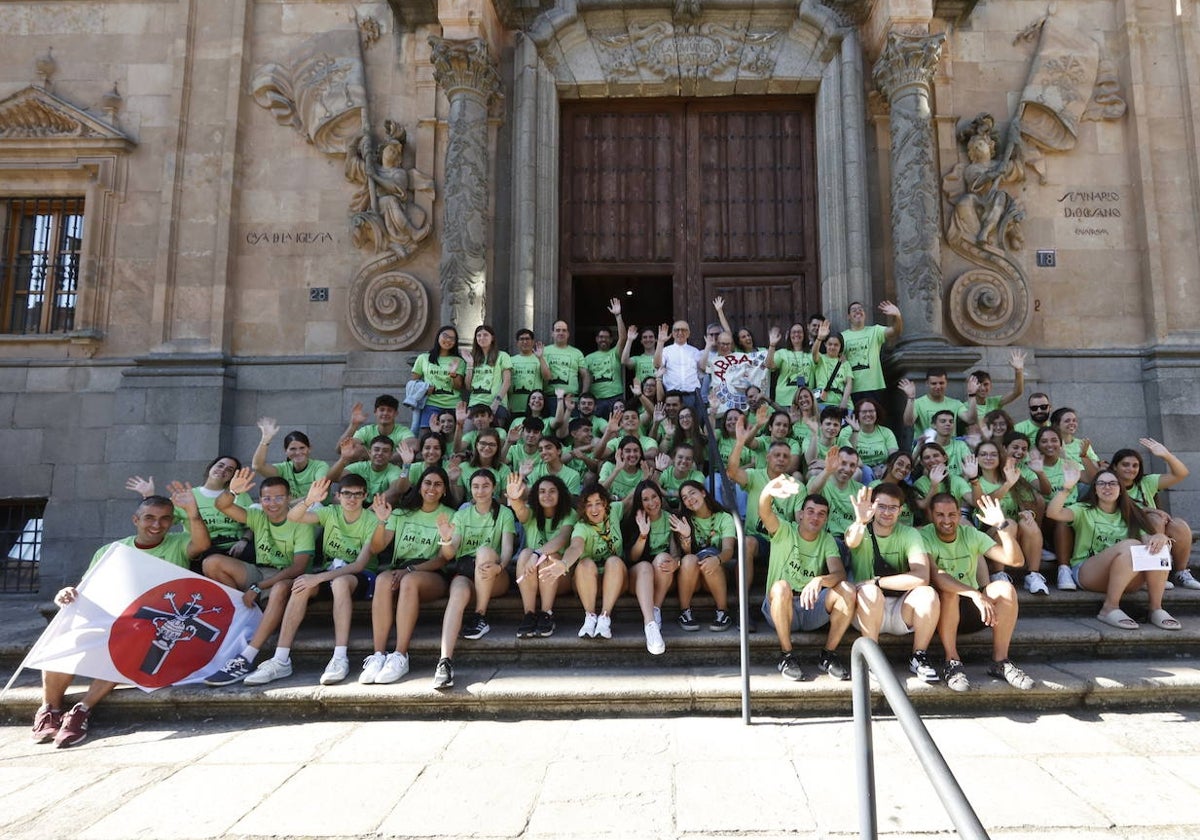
{"left": 53, "top": 703, "right": 90, "bottom": 749}
{"left": 31, "top": 705, "right": 63, "bottom": 743}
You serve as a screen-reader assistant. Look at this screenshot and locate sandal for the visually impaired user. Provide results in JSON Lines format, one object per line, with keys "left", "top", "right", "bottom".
{"left": 1097, "top": 608, "right": 1139, "bottom": 630}
{"left": 1149, "top": 608, "right": 1182, "bottom": 631}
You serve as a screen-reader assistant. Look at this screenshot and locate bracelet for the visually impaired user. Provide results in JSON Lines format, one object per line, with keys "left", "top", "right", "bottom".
{"left": 438, "top": 538, "right": 453, "bottom": 546}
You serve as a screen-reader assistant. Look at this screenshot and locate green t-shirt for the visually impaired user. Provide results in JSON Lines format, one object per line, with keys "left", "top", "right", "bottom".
{"left": 353, "top": 423, "right": 415, "bottom": 449}
{"left": 89, "top": 533, "right": 194, "bottom": 573}
{"left": 584, "top": 347, "right": 623, "bottom": 399}
{"left": 1068, "top": 503, "right": 1139, "bottom": 567}
{"left": 811, "top": 354, "right": 850, "bottom": 404}
{"left": 659, "top": 467, "right": 705, "bottom": 505}
{"left": 841, "top": 324, "right": 887, "bottom": 392}
{"left": 571, "top": 510, "right": 624, "bottom": 560}
{"left": 1127, "top": 474, "right": 1162, "bottom": 510}
{"left": 847, "top": 523, "right": 926, "bottom": 583}
{"left": 868, "top": 480, "right": 916, "bottom": 527}
{"left": 543, "top": 344, "right": 585, "bottom": 396}
{"left": 386, "top": 504, "right": 455, "bottom": 566}
{"left": 599, "top": 461, "right": 644, "bottom": 501}
{"left": 838, "top": 425, "right": 898, "bottom": 469}
{"left": 273, "top": 459, "right": 330, "bottom": 501}
{"left": 740, "top": 467, "right": 798, "bottom": 538}
{"left": 412, "top": 354, "right": 464, "bottom": 409}
{"left": 766, "top": 522, "right": 840, "bottom": 591}
{"left": 1014, "top": 418, "right": 1045, "bottom": 444}
{"left": 245, "top": 507, "right": 316, "bottom": 570}
{"left": 914, "top": 473, "right": 972, "bottom": 506}
{"left": 912, "top": 395, "right": 966, "bottom": 432}
{"left": 628, "top": 511, "right": 673, "bottom": 560}
{"left": 771, "top": 347, "right": 812, "bottom": 408}
{"left": 458, "top": 463, "right": 512, "bottom": 499}
{"left": 528, "top": 462, "right": 582, "bottom": 496}
{"left": 344, "top": 462, "right": 403, "bottom": 499}
{"left": 920, "top": 523, "right": 994, "bottom": 589}
{"left": 807, "top": 477, "right": 865, "bottom": 537}
{"left": 451, "top": 503, "right": 517, "bottom": 559}
{"left": 523, "top": 510, "right": 579, "bottom": 552}
{"left": 688, "top": 510, "right": 736, "bottom": 550}
{"left": 630, "top": 353, "right": 657, "bottom": 386}
{"left": 508, "top": 352, "right": 545, "bottom": 415}
{"left": 178, "top": 487, "right": 251, "bottom": 542}
{"left": 468, "top": 351, "right": 513, "bottom": 408}
{"left": 316, "top": 506, "right": 380, "bottom": 571}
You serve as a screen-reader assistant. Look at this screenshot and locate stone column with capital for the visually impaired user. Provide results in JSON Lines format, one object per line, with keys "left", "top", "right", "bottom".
{"left": 429, "top": 36, "right": 501, "bottom": 336}
{"left": 873, "top": 31, "right": 948, "bottom": 350}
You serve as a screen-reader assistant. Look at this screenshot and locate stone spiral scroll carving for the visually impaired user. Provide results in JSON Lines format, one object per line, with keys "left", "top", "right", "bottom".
{"left": 942, "top": 114, "right": 1031, "bottom": 346}
{"left": 347, "top": 255, "right": 430, "bottom": 349}
{"left": 947, "top": 267, "right": 1030, "bottom": 346}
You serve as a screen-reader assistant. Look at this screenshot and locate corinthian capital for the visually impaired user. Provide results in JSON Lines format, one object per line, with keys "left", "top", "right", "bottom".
{"left": 428, "top": 37, "right": 501, "bottom": 104}
{"left": 872, "top": 31, "right": 945, "bottom": 102}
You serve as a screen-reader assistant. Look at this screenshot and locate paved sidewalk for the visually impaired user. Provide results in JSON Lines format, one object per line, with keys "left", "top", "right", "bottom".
{"left": 2, "top": 710, "right": 1200, "bottom": 839}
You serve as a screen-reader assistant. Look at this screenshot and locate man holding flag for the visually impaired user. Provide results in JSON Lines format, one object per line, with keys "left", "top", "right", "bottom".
{"left": 32, "top": 485, "right": 212, "bottom": 748}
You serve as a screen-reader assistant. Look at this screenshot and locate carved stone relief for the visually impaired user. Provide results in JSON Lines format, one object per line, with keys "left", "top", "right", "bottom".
{"left": 250, "top": 26, "right": 436, "bottom": 350}
{"left": 941, "top": 115, "right": 1031, "bottom": 346}
{"left": 591, "top": 20, "right": 782, "bottom": 83}
{"left": 0, "top": 86, "right": 127, "bottom": 140}
{"left": 429, "top": 36, "right": 502, "bottom": 336}
{"left": 873, "top": 31, "right": 946, "bottom": 340}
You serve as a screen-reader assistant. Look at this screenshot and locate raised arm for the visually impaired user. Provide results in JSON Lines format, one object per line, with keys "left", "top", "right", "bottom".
{"left": 287, "top": 477, "right": 330, "bottom": 525}
{"left": 758, "top": 474, "right": 801, "bottom": 537}
{"left": 879, "top": 300, "right": 903, "bottom": 341}
{"left": 252, "top": 417, "right": 281, "bottom": 477}
{"left": 1143, "top": 437, "right": 1190, "bottom": 490}
{"left": 998, "top": 350, "right": 1026, "bottom": 407}
{"left": 168, "top": 481, "right": 211, "bottom": 558}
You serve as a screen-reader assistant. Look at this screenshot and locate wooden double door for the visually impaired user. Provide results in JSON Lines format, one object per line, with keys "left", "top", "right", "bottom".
{"left": 560, "top": 97, "right": 819, "bottom": 350}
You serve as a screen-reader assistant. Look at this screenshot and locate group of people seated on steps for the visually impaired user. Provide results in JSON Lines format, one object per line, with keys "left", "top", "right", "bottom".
{"left": 31, "top": 296, "right": 1194, "bottom": 748}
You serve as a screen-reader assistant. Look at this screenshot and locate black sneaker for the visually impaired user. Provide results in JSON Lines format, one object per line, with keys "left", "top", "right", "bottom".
{"left": 516, "top": 612, "right": 538, "bottom": 638}
{"left": 677, "top": 609, "right": 700, "bottom": 632}
{"left": 204, "top": 655, "right": 252, "bottom": 686}
{"left": 461, "top": 612, "right": 490, "bottom": 640}
{"left": 710, "top": 610, "right": 733, "bottom": 632}
{"left": 943, "top": 659, "right": 970, "bottom": 692}
{"left": 817, "top": 649, "right": 849, "bottom": 681}
{"left": 432, "top": 657, "right": 454, "bottom": 690}
{"left": 909, "top": 650, "right": 940, "bottom": 683}
{"left": 535, "top": 611, "right": 556, "bottom": 637}
{"left": 778, "top": 651, "right": 805, "bottom": 681}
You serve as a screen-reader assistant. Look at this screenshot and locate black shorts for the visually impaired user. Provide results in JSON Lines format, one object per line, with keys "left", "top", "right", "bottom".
{"left": 956, "top": 594, "right": 987, "bottom": 635}
{"left": 312, "top": 571, "right": 376, "bottom": 602}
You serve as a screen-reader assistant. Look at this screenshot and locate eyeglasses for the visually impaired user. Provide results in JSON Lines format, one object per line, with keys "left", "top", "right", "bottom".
{"left": 874, "top": 503, "right": 901, "bottom": 513}
{"left": 260, "top": 495, "right": 288, "bottom": 504}
{"left": 340, "top": 490, "right": 366, "bottom": 498}
{"left": 1094, "top": 480, "right": 1120, "bottom": 488}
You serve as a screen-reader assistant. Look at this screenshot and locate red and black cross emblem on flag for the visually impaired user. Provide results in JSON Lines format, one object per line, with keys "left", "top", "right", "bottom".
{"left": 107, "top": 579, "right": 235, "bottom": 688}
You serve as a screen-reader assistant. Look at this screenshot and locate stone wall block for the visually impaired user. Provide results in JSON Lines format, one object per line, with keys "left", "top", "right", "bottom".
{"left": 106, "top": 424, "right": 177, "bottom": 464}
{"left": 0, "top": 367, "right": 29, "bottom": 392}
{"left": 113, "top": 389, "right": 148, "bottom": 426}
{"left": 3, "top": 463, "right": 51, "bottom": 498}
{"left": 0, "top": 393, "right": 16, "bottom": 427}
{"left": 25, "top": 368, "right": 73, "bottom": 393}
{"left": 0, "top": 430, "right": 44, "bottom": 465}
{"left": 145, "top": 387, "right": 224, "bottom": 426}
{"left": 14, "top": 392, "right": 77, "bottom": 430}
{"left": 75, "top": 394, "right": 117, "bottom": 429}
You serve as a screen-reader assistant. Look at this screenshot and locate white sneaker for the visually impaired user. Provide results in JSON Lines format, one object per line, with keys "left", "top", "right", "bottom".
{"left": 1056, "top": 565, "right": 1077, "bottom": 591}
{"left": 1041, "top": 549, "right": 1056, "bottom": 562}
{"left": 579, "top": 613, "right": 598, "bottom": 638}
{"left": 644, "top": 621, "right": 665, "bottom": 655}
{"left": 652, "top": 606, "right": 662, "bottom": 628}
{"left": 990, "top": 571, "right": 1013, "bottom": 584}
{"left": 375, "top": 652, "right": 410, "bottom": 684}
{"left": 243, "top": 657, "right": 292, "bottom": 686}
{"left": 595, "top": 614, "right": 613, "bottom": 639}
{"left": 358, "top": 652, "right": 385, "bottom": 684}
{"left": 1024, "top": 571, "right": 1050, "bottom": 595}
{"left": 320, "top": 655, "right": 350, "bottom": 685}
{"left": 1172, "top": 569, "right": 1200, "bottom": 590}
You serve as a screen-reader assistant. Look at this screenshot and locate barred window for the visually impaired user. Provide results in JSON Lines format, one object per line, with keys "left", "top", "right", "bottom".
{"left": 0, "top": 197, "right": 84, "bottom": 335}
{"left": 0, "top": 499, "right": 44, "bottom": 594}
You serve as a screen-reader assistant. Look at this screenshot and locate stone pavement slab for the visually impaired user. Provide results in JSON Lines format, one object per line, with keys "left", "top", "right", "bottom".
{"left": 0, "top": 710, "right": 1198, "bottom": 838}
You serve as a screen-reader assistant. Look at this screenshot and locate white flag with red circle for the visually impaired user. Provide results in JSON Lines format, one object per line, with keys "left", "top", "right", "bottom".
{"left": 20, "top": 543, "right": 262, "bottom": 691}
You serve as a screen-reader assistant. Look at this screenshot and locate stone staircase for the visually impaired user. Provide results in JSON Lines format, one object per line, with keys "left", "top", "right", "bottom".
{"left": 3, "top": 584, "right": 1200, "bottom": 722}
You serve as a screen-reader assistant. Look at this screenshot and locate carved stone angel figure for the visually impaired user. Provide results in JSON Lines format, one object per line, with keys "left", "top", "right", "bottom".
{"left": 345, "top": 120, "right": 434, "bottom": 258}
{"left": 943, "top": 115, "right": 1024, "bottom": 256}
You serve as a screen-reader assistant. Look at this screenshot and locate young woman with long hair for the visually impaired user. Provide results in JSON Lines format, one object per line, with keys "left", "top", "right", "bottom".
{"left": 508, "top": 473, "right": 577, "bottom": 638}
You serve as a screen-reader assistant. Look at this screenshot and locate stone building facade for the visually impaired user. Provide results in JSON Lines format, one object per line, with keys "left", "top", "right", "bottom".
{"left": 0, "top": 0, "right": 1196, "bottom": 591}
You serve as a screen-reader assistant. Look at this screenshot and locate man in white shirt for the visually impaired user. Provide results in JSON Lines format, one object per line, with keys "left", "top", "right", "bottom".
{"left": 655, "top": 320, "right": 703, "bottom": 409}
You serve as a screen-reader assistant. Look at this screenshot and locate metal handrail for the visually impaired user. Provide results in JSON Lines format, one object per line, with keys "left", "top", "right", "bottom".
{"left": 851, "top": 637, "right": 989, "bottom": 840}
{"left": 694, "top": 389, "right": 751, "bottom": 724}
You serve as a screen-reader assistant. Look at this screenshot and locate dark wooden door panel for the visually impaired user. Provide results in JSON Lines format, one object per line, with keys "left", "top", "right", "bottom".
{"left": 561, "top": 98, "right": 818, "bottom": 336}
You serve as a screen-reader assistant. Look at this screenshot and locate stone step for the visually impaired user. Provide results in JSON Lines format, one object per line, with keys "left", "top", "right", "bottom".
{"left": 2, "top": 656, "right": 1198, "bottom": 722}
